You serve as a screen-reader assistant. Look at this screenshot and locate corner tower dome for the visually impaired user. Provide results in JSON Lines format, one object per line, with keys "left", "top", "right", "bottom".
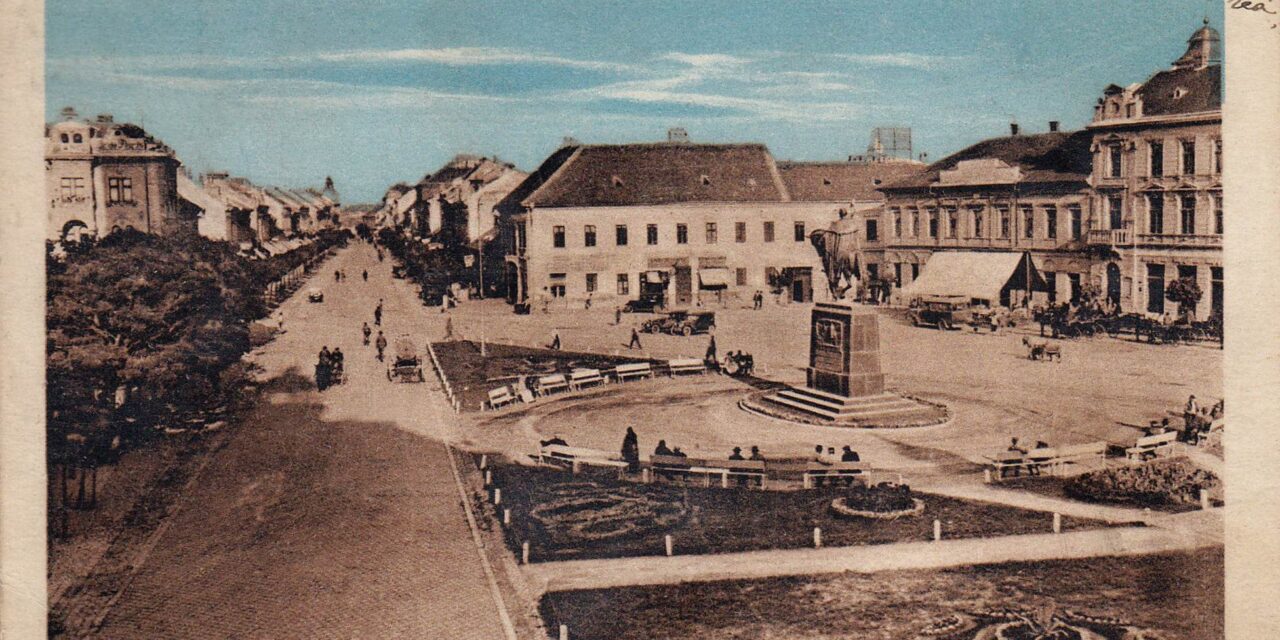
{"left": 1172, "top": 19, "right": 1221, "bottom": 71}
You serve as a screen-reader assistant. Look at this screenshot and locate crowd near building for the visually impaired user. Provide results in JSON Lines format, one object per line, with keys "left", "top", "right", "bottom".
{"left": 46, "top": 106, "right": 345, "bottom": 256}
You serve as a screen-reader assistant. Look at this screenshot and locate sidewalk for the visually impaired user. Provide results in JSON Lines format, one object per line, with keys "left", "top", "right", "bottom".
{"left": 522, "top": 512, "right": 1223, "bottom": 595}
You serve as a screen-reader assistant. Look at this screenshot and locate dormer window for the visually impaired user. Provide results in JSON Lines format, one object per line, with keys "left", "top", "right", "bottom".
{"left": 700, "top": 174, "right": 711, "bottom": 186}
{"left": 822, "top": 178, "right": 832, "bottom": 186}
{"left": 1173, "top": 87, "right": 1188, "bottom": 100}
{"left": 611, "top": 175, "right": 624, "bottom": 187}
{"left": 60, "top": 134, "right": 69, "bottom": 143}
{"left": 872, "top": 178, "right": 883, "bottom": 185}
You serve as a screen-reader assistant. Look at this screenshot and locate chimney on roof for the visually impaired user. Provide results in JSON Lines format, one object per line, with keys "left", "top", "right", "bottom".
{"left": 60, "top": 106, "right": 78, "bottom": 121}
{"left": 667, "top": 127, "right": 689, "bottom": 143}
{"left": 919, "top": 152, "right": 928, "bottom": 163}
{"left": 1049, "top": 120, "right": 1060, "bottom": 132}
{"left": 561, "top": 136, "right": 580, "bottom": 148}
{"left": 96, "top": 114, "right": 114, "bottom": 123}
{"left": 1010, "top": 122, "right": 1020, "bottom": 136}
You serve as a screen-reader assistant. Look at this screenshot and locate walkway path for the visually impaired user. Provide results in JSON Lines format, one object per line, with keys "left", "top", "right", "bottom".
{"left": 92, "top": 243, "right": 512, "bottom": 639}
{"left": 522, "top": 508, "right": 1224, "bottom": 595}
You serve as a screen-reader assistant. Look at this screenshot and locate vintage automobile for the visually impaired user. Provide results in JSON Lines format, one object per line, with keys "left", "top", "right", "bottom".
{"left": 907, "top": 295, "right": 975, "bottom": 330}
{"left": 386, "top": 336, "right": 426, "bottom": 383}
{"left": 662, "top": 311, "right": 716, "bottom": 336}
{"left": 307, "top": 288, "right": 324, "bottom": 303}
{"left": 622, "top": 293, "right": 666, "bottom": 313}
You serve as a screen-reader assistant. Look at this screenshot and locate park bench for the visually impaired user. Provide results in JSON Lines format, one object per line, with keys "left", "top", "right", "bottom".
{"left": 802, "top": 461, "right": 870, "bottom": 487}
{"left": 666, "top": 358, "right": 707, "bottom": 376}
{"left": 649, "top": 454, "right": 699, "bottom": 482}
{"left": 568, "top": 368, "right": 606, "bottom": 391}
{"left": 538, "top": 444, "right": 629, "bottom": 474}
{"left": 709, "top": 459, "right": 768, "bottom": 488}
{"left": 614, "top": 362, "right": 654, "bottom": 382}
{"left": 1126, "top": 430, "right": 1178, "bottom": 461}
{"left": 1039, "top": 441, "right": 1108, "bottom": 475}
{"left": 486, "top": 386, "right": 518, "bottom": 410}
{"left": 536, "top": 373, "right": 570, "bottom": 396}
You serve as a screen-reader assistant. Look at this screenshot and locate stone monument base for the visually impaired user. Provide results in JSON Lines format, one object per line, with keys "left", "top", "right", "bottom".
{"left": 746, "top": 386, "right": 948, "bottom": 428}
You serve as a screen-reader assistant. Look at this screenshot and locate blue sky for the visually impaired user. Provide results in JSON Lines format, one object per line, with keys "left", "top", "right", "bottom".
{"left": 47, "top": 0, "right": 1222, "bottom": 203}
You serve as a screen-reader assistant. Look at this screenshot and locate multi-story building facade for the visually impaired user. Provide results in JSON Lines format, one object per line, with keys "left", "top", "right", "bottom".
{"left": 872, "top": 126, "right": 1093, "bottom": 306}
{"left": 1085, "top": 22, "right": 1222, "bottom": 319}
{"left": 497, "top": 142, "right": 907, "bottom": 307}
{"left": 868, "top": 23, "right": 1221, "bottom": 317}
{"left": 46, "top": 108, "right": 193, "bottom": 241}
{"left": 413, "top": 155, "right": 526, "bottom": 244}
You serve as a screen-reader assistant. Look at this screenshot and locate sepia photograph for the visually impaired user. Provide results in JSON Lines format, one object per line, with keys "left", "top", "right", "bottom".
{"left": 5, "top": 0, "right": 1280, "bottom": 638}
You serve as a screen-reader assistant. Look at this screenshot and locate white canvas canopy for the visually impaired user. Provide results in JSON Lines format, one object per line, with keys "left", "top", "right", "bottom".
{"left": 900, "top": 251, "right": 1048, "bottom": 305}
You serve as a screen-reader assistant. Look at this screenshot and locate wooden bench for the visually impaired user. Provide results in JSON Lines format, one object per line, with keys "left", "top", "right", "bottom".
{"left": 536, "top": 374, "right": 569, "bottom": 396}
{"left": 568, "top": 368, "right": 606, "bottom": 390}
{"left": 667, "top": 358, "right": 707, "bottom": 376}
{"left": 649, "top": 454, "right": 700, "bottom": 482}
{"left": 614, "top": 362, "right": 654, "bottom": 382}
{"left": 1042, "top": 441, "right": 1107, "bottom": 474}
{"left": 538, "top": 444, "right": 629, "bottom": 474}
{"left": 986, "top": 451, "right": 1031, "bottom": 478}
{"left": 803, "top": 461, "right": 870, "bottom": 487}
{"left": 1126, "top": 431, "right": 1178, "bottom": 461}
{"left": 487, "top": 386, "right": 518, "bottom": 410}
{"left": 710, "top": 460, "right": 768, "bottom": 488}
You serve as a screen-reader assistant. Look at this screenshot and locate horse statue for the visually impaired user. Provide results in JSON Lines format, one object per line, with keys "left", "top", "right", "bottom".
{"left": 809, "top": 214, "right": 863, "bottom": 300}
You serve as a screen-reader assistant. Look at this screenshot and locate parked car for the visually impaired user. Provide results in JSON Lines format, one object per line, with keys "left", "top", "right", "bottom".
{"left": 307, "top": 288, "right": 324, "bottom": 303}
{"left": 622, "top": 294, "right": 665, "bottom": 313}
{"left": 663, "top": 311, "right": 716, "bottom": 336}
{"left": 907, "top": 295, "right": 974, "bottom": 330}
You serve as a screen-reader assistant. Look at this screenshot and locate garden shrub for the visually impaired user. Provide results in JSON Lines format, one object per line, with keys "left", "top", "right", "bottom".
{"left": 1064, "top": 459, "right": 1218, "bottom": 508}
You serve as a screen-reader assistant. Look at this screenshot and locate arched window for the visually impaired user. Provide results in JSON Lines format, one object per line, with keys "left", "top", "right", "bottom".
{"left": 73, "top": 134, "right": 83, "bottom": 143}
{"left": 60, "top": 134, "right": 69, "bottom": 143}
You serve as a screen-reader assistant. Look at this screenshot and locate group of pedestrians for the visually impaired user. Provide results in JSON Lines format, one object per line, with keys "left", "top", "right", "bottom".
{"left": 315, "top": 346, "right": 344, "bottom": 391}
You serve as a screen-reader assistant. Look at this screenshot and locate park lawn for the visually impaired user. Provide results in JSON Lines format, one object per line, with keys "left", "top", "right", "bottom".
{"left": 539, "top": 548, "right": 1223, "bottom": 640}
{"left": 487, "top": 464, "right": 1123, "bottom": 563}
{"left": 431, "top": 340, "right": 655, "bottom": 412}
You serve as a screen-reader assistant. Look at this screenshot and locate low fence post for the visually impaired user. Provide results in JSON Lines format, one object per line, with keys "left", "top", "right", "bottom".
{"left": 503, "top": 509, "right": 511, "bottom": 525}
{"left": 933, "top": 519, "right": 942, "bottom": 541}
{"left": 522, "top": 541, "right": 530, "bottom": 564}
{"left": 493, "top": 488, "right": 501, "bottom": 505}
{"left": 572, "top": 460, "right": 582, "bottom": 475}
{"left": 559, "top": 624, "right": 569, "bottom": 640}
{"left": 664, "top": 534, "right": 674, "bottom": 557}
{"left": 1200, "top": 489, "right": 1211, "bottom": 510}
{"left": 479, "top": 454, "right": 488, "bottom": 470}
{"left": 642, "top": 468, "right": 651, "bottom": 483}
{"left": 1052, "top": 512, "right": 1062, "bottom": 534}
{"left": 484, "top": 470, "right": 492, "bottom": 486}
{"left": 813, "top": 527, "right": 822, "bottom": 548}
{"left": 983, "top": 469, "right": 992, "bottom": 484}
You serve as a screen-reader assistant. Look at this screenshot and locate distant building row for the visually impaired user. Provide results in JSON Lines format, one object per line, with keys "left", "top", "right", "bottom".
{"left": 46, "top": 107, "right": 341, "bottom": 248}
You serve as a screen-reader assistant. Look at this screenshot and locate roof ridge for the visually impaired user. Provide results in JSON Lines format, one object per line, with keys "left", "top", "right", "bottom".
{"left": 763, "top": 150, "right": 790, "bottom": 202}
{"left": 521, "top": 145, "right": 585, "bottom": 208}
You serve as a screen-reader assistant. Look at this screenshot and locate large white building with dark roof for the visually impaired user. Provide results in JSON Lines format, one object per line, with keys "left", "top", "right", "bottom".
{"left": 497, "top": 141, "right": 902, "bottom": 308}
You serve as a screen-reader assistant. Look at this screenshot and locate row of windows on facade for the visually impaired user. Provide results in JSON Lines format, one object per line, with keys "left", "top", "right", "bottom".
{"left": 885, "top": 193, "right": 1223, "bottom": 242}
{"left": 551, "top": 221, "right": 809, "bottom": 249}
{"left": 548, "top": 268, "right": 775, "bottom": 296}
{"left": 1144, "top": 264, "right": 1224, "bottom": 315}
{"left": 1105, "top": 138, "right": 1222, "bottom": 179}
{"left": 58, "top": 177, "right": 135, "bottom": 205}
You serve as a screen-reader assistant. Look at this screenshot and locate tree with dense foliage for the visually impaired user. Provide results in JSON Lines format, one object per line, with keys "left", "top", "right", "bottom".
{"left": 1165, "top": 276, "right": 1203, "bottom": 321}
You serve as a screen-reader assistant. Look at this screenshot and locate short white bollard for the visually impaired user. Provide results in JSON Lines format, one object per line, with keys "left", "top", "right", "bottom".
{"left": 503, "top": 508, "right": 511, "bottom": 525}
{"left": 1200, "top": 489, "right": 1211, "bottom": 510}
{"left": 898, "top": 474, "right": 905, "bottom": 486}
{"left": 1052, "top": 512, "right": 1062, "bottom": 534}
{"left": 493, "top": 488, "right": 502, "bottom": 505}
{"left": 933, "top": 519, "right": 942, "bottom": 541}
{"left": 522, "top": 541, "right": 530, "bottom": 564}
{"left": 813, "top": 527, "right": 822, "bottom": 548}
{"left": 559, "top": 624, "right": 569, "bottom": 640}
{"left": 572, "top": 460, "right": 582, "bottom": 474}
{"left": 642, "top": 468, "right": 652, "bottom": 483}
{"left": 664, "top": 534, "right": 674, "bottom": 557}
{"left": 484, "top": 470, "right": 492, "bottom": 486}
{"left": 479, "top": 454, "right": 488, "bottom": 470}
{"left": 983, "top": 469, "right": 992, "bottom": 484}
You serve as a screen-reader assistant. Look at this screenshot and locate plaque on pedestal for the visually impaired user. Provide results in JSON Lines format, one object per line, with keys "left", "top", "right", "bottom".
{"left": 806, "top": 302, "right": 885, "bottom": 398}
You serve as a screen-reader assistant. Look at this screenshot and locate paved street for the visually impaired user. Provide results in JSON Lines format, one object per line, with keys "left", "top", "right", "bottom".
{"left": 95, "top": 244, "right": 511, "bottom": 639}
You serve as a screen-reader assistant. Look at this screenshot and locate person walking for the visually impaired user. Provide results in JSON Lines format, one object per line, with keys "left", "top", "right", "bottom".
{"left": 628, "top": 327, "right": 643, "bottom": 350}
{"left": 615, "top": 306, "right": 622, "bottom": 325}
{"left": 362, "top": 269, "right": 369, "bottom": 282}
{"left": 550, "top": 330, "right": 561, "bottom": 351}
{"left": 316, "top": 346, "right": 333, "bottom": 391}
{"left": 334, "top": 269, "right": 341, "bottom": 282}
{"left": 444, "top": 315, "right": 454, "bottom": 340}
{"left": 362, "top": 322, "right": 372, "bottom": 346}
{"left": 375, "top": 331, "right": 388, "bottom": 362}
{"left": 374, "top": 299, "right": 384, "bottom": 326}
{"left": 621, "top": 427, "right": 640, "bottom": 472}
{"left": 585, "top": 293, "right": 593, "bottom": 310}
{"left": 705, "top": 335, "right": 717, "bottom": 366}
{"left": 331, "top": 348, "right": 345, "bottom": 384}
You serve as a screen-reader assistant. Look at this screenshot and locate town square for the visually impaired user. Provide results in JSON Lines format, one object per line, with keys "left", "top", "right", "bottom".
{"left": 17, "top": 1, "right": 1261, "bottom": 638}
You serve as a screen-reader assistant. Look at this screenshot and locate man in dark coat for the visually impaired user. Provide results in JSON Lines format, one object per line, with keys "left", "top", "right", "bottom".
{"left": 621, "top": 427, "right": 640, "bottom": 471}
{"left": 375, "top": 331, "right": 388, "bottom": 362}
{"left": 316, "top": 346, "right": 333, "bottom": 390}
{"left": 629, "top": 328, "right": 643, "bottom": 350}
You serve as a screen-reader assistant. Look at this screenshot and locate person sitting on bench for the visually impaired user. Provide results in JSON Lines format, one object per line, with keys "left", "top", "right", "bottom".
{"left": 728, "top": 447, "right": 744, "bottom": 460}
{"left": 671, "top": 446, "right": 688, "bottom": 458}
{"left": 654, "top": 440, "right": 673, "bottom": 457}
{"left": 749, "top": 445, "right": 765, "bottom": 461}
{"left": 840, "top": 445, "right": 860, "bottom": 462}
{"left": 1028, "top": 440, "right": 1050, "bottom": 476}
{"left": 1003, "top": 438, "right": 1028, "bottom": 478}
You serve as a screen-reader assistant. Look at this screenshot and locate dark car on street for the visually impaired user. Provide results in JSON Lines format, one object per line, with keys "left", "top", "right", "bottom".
{"left": 622, "top": 294, "right": 665, "bottom": 313}
{"left": 658, "top": 310, "right": 716, "bottom": 336}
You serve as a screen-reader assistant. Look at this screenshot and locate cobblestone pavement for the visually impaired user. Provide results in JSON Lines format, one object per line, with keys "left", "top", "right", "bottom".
{"left": 93, "top": 244, "right": 511, "bottom": 639}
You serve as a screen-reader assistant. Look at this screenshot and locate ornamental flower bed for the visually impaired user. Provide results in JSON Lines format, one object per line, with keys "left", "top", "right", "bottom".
{"left": 829, "top": 484, "right": 925, "bottom": 520}
{"left": 485, "top": 462, "right": 1116, "bottom": 562}
{"left": 1064, "top": 458, "right": 1220, "bottom": 509}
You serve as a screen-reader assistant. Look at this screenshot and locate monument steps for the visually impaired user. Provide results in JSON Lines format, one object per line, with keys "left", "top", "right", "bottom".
{"left": 763, "top": 391, "right": 936, "bottom": 422}
{"left": 776, "top": 389, "right": 913, "bottom": 412}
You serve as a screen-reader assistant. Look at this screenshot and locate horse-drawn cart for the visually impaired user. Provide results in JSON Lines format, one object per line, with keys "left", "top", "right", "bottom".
{"left": 386, "top": 336, "right": 426, "bottom": 383}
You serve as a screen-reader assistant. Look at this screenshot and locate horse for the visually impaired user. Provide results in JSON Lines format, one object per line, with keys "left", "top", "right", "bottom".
{"left": 1022, "top": 337, "right": 1061, "bottom": 361}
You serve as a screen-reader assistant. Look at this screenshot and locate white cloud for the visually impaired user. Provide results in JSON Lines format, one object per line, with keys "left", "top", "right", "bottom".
{"left": 305, "top": 47, "right": 638, "bottom": 73}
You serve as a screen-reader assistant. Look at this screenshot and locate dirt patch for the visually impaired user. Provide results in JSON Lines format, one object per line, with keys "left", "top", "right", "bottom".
{"left": 540, "top": 548, "right": 1223, "bottom": 640}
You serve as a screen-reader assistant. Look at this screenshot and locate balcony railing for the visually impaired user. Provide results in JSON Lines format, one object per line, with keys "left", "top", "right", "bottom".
{"left": 1087, "top": 229, "right": 1132, "bottom": 246}
{"left": 1136, "top": 233, "right": 1222, "bottom": 247}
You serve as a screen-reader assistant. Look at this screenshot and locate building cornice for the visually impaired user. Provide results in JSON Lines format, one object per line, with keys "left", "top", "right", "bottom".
{"left": 1086, "top": 110, "right": 1221, "bottom": 131}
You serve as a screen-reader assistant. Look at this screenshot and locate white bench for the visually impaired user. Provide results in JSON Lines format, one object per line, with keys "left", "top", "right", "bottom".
{"left": 569, "top": 368, "right": 605, "bottom": 390}
{"left": 487, "top": 386, "right": 518, "bottom": 410}
{"left": 536, "top": 374, "right": 570, "bottom": 396}
{"left": 614, "top": 362, "right": 653, "bottom": 382}
{"left": 1041, "top": 441, "right": 1108, "bottom": 474}
{"left": 1126, "top": 431, "right": 1178, "bottom": 461}
{"left": 538, "top": 444, "right": 629, "bottom": 474}
{"left": 802, "top": 461, "right": 870, "bottom": 487}
{"left": 667, "top": 358, "right": 707, "bottom": 376}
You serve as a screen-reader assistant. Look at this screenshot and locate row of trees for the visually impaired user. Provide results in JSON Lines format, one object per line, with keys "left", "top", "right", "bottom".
{"left": 47, "top": 229, "right": 348, "bottom": 526}
{"left": 376, "top": 226, "right": 471, "bottom": 305}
